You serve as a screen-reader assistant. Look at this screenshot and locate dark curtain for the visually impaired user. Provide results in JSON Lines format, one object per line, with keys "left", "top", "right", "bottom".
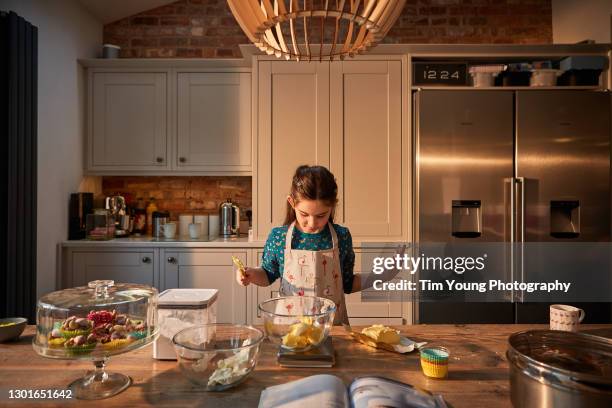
{"left": 0, "top": 11, "right": 37, "bottom": 322}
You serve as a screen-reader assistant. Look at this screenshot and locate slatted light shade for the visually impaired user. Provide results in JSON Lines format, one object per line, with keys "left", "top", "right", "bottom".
{"left": 227, "top": 0, "right": 406, "bottom": 61}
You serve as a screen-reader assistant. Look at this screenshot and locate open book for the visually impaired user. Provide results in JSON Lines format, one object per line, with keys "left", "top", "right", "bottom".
{"left": 258, "top": 374, "right": 447, "bottom": 408}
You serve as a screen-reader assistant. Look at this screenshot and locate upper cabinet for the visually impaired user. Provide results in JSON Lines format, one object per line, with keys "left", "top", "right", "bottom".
{"left": 85, "top": 65, "right": 251, "bottom": 175}
{"left": 90, "top": 72, "right": 169, "bottom": 170}
{"left": 255, "top": 58, "right": 407, "bottom": 241}
{"left": 177, "top": 73, "right": 251, "bottom": 172}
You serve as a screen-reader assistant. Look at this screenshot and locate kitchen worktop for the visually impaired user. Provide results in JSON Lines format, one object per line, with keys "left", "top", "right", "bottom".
{"left": 3, "top": 324, "right": 611, "bottom": 407}
{"left": 61, "top": 236, "right": 265, "bottom": 248}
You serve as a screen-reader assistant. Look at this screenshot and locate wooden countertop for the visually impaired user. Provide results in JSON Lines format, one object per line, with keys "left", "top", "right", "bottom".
{"left": 2, "top": 324, "right": 611, "bottom": 407}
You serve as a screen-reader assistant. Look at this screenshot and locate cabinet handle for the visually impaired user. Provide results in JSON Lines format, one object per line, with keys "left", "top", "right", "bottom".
{"left": 142, "top": 256, "right": 151, "bottom": 264}
{"left": 167, "top": 257, "right": 177, "bottom": 264}
{"left": 179, "top": 157, "right": 186, "bottom": 163}
{"left": 156, "top": 157, "right": 164, "bottom": 163}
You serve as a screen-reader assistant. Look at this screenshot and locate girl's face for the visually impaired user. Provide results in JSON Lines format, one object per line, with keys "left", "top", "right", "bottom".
{"left": 288, "top": 197, "right": 332, "bottom": 233}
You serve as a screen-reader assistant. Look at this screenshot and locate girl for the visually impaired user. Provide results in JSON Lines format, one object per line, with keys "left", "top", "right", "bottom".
{"left": 236, "top": 165, "right": 401, "bottom": 325}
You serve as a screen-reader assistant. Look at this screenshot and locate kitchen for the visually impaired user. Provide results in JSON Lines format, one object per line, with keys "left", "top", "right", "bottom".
{"left": 1, "top": 0, "right": 612, "bottom": 406}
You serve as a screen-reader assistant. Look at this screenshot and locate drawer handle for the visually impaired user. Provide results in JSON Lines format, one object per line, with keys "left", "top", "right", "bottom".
{"left": 167, "top": 257, "right": 177, "bottom": 264}
{"left": 156, "top": 157, "right": 164, "bottom": 163}
{"left": 179, "top": 157, "right": 186, "bottom": 163}
{"left": 141, "top": 256, "right": 151, "bottom": 264}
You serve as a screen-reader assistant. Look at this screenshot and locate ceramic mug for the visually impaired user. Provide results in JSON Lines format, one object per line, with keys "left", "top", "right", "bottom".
{"left": 550, "top": 304, "right": 585, "bottom": 332}
{"left": 188, "top": 223, "right": 202, "bottom": 239}
{"left": 161, "top": 222, "right": 177, "bottom": 239}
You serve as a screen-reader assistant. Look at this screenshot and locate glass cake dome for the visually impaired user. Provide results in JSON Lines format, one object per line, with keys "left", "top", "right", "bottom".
{"left": 33, "top": 280, "right": 158, "bottom": 399}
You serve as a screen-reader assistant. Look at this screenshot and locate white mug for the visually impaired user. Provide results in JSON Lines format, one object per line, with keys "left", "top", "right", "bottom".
{"left": 188, "top": 223, "right": 202, "bottom": 239}
{"left": 161, "top": 222, "right": 177, "bottom": 239}
{"left": 550, "top": 304, "right": 585, "bottom": 332}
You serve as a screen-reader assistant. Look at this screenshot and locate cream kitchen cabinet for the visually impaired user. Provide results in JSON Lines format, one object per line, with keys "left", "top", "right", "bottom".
{"left": 162, "top": 249, "right": 248, "bottom": 324}
{"left": 89, "top": 72, "right": 170, "bottom": 171}
{"left": 176, "top": 72, "right": 251, "bottom": 173}
{"left": 85, "top": 67, "right": 251, "bottom": 175}
{"left": 255, "top": 58, "right": 407, "bottom": 241}
{"left": 249, "top": 248, "right": 280, "bottom": 324}
{"left": 63, "top": 249, "right": 159, "bottom": 288}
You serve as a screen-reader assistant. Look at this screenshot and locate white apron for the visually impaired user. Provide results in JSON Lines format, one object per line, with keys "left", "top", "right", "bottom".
{"left": 278, "top": 222, "right": 349, "bottom": 325}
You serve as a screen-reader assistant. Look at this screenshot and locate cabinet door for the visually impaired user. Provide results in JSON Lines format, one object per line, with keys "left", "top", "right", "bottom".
{"left": 72, "top": 251, "right": 155, "bottom": 287}
{"left": 256, "top": 61, "right": 330, "bottom": 240}
{"left": 176, "top": 73, "right": 251, "bottom": 173}
{"left": 330, "top": 61, "right": 403, "bottom": 240}
{"left": 250, "top": 249, "right": 281, "bottom": 324}
{"left": 90, "top": 72, "right": 168, "bottom": 170}
{"left": 163, "top": 250, "right": 248, "bottom": 324}
{"left": 344, "top": 249, "right": 404, "bottom": 325}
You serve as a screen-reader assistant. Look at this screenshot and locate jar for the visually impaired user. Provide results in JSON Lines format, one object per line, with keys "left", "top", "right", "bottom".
{"left": 86, "top": 208, "right": 114, "bottom": 240}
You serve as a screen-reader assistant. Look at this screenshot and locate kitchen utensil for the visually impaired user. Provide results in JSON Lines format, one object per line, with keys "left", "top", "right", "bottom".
{"left": 0, "top": 317, "right": 27, "bottom": 342}
{"left": 188, "top": 223, "right": 202, "bottom": 239}
{"left": 162, "top": 222, "right": 177, "bottom": 239}
{"left": 209, "top": 214, "right": 220, "bottom": 237}
{"left": 179, "top": 214, "right": 193, "bottom": 238}
{"left": 507, "top": 330, "right": 612, "bottom": 408}
{"left": 172, "top": 324, "right": 263, "bottom": 391}
{"left": 219, "top": 198, "right": 240, "bottom": 237}
{"left": 549, "top": 304, "right": 585, "bottom": 332}
{"left": 194, "top": 214, "right": 209, "bottom": 237}
{"left": 69, "top": 193, "right": 93, "bottom": 240}
{"left": 231, "top": 256, "right": 246, "bottom": 278}
{"left": 420, "top": 346, "right": 450, "bottom": 379}
{"left": 32, "top": 280, "right": 158, "bottom": 399}
{"left": 530, "top": 69, "right": 562, "bottom": 86}
{"left": 152, "top": 211, "right": 170, "bottom": 238}
{"left": 258, "top": 296, "right": 335, "bottom": 353}
{"left": 154, "top": 289, "right": 218, "bottom": 360}
{"left": 86, "top": 209, "right": 114, "bottom": 240}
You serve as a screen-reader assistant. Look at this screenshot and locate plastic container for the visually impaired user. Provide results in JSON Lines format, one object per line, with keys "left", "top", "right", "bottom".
{"left": 32, "top": 280, "right": 158, "bottom": 399}
{"left": 496, "top": 71, "right": 532, "bottom": 86}
{"left": 420, "top": 346, "right": 450, "bottom": 379}
{"left": 154, "top": 288, "right": 218, "bottom": 360}
{"left": 558, "top": 69, "right": 602, "bottom": 86}
{"left": 173, "top": 324, "right": 263, "bottom": 391}
{"left": 530, "top": 69, "right": 562, "bottom": 87}
{"left": 86, "top": 208, "right": 114, "bottom": 240}
{"left": 258, "top": 296, "right": 336, "bottom": 352}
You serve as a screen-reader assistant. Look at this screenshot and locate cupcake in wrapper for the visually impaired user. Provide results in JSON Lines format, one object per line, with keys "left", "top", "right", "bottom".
{"left": 420, "top": 346, "right": 449, "bottom": 379}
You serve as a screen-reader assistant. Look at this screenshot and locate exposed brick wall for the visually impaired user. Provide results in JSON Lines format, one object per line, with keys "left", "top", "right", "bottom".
{"left": 104, "top": 0, "right": 552, "bottom": 58}
{"left": 102, "top": 176, "right": 252, "bottom": 221}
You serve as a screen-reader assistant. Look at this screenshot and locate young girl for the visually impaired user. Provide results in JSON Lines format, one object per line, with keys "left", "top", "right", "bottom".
{"left": 236, "top": 165, "right": 400, "bottom": 325}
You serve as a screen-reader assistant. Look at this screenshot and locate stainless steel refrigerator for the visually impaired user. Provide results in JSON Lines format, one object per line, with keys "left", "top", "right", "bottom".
{"left": 414, "top": 90, "right": 611, "bottom": 324}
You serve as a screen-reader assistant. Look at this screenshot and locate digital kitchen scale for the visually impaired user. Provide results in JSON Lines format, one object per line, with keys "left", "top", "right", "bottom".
{"left": 277, "top": 337, "right": 335, "bottom": 368}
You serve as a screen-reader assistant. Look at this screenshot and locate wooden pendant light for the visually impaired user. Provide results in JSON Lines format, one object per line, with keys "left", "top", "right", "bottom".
{"left": 227, "top": 0, "right": 406, "bottom": 61}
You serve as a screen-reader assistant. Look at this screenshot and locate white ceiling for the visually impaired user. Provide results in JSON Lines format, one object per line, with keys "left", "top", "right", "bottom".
{"left": 77, "top": 0, "right": 177, "bottom": 24}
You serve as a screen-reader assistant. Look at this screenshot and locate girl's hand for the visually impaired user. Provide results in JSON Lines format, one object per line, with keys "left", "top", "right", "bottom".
{"left": 236, "top": 267, "right": 254, "bottom": 286}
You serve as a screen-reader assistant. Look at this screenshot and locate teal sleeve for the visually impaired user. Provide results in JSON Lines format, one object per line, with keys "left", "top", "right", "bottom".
{"left": 261, "top": 229, "right": 282, "bottom": 284}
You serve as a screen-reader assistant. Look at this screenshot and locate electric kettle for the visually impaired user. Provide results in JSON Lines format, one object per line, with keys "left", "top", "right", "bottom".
{"left": 219, "top": 198, "right": 240, "bottom": 237}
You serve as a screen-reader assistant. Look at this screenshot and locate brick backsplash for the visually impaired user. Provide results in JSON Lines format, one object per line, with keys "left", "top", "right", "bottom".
{"left": 104, "top": 0, "right": 552, "bottom": 58}
{"left": 102, "top": 176, "right": 252, "bottom": 221}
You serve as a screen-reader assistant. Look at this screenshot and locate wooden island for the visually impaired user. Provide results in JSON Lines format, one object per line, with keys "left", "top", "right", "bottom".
{"left": 2, "top": 324, "right": 611, "bottom": 407}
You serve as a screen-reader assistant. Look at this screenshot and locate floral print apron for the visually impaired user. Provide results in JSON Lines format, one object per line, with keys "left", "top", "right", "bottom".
{"left": 279, "top": 222, "right": 349, "bottom": 325}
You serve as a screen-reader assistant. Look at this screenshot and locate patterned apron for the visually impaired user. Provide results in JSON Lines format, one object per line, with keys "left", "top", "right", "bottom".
{"left": 278, "top": 222, "right": 349, "bottom": 325}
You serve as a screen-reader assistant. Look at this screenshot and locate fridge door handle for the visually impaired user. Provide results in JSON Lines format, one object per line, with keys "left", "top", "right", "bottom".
{"left": 514, "top": 177, "right": 526, "bottom": 302}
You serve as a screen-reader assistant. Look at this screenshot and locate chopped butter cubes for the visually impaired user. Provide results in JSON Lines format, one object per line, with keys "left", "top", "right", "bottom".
{"left": 281, "top": 317, "right": 324, "bottom": 349}
{"left": 361, "top": 325, "right": 401, "bottom": 345}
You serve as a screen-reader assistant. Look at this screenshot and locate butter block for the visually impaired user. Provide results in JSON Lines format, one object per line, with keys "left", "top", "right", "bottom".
{"left": 361, "top": 325, "right": 401, "bottom": 345}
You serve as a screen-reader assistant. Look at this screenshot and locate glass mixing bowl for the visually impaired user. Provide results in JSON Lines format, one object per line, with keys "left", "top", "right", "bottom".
{"left": 172, "top": 324, "right": 263, "bottom": 391}
{"left": 258, "top": 296, "right": 336, "bottom": 352}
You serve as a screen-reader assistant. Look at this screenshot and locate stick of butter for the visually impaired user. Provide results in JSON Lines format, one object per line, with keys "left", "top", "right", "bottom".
{"left": 361, "top": 325, "right": 401, "bottom": 345}
{"left": 232, "top": 256, "right": 246, "bottom": 278}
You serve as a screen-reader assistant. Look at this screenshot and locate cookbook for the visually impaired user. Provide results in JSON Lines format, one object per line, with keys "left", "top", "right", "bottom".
{"left": 258, "top": 374, "right": 447, "bottom": 408}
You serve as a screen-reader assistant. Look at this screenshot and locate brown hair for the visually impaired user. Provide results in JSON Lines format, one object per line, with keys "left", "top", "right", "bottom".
{"left": 284, "top": 165, "right": 338, "bottom": 225}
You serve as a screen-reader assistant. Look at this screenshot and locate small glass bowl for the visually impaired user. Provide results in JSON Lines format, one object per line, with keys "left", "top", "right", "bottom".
{"left": 258, "top": 296, "right": 336, "bottom": 352}
{"left": 172, "top": 324, "right": 263, "bottom": 391}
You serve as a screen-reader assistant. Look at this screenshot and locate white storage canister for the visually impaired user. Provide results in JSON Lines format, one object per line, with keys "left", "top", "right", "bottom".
{"left": 153, "top": 288, "right": 218, "bottom": 360}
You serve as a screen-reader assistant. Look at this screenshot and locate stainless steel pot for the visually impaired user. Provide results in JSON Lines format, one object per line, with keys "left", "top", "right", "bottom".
{"left": 507, "top": 330, "right": 612, "bottom": 408}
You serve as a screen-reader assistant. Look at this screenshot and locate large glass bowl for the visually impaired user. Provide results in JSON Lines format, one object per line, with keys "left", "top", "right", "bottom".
{"left": 258, "top": 296, "right": 336, "bottom": 352}
{"left": 173, "top": 324, "right": 263, "bottom": 391}
{"left": 32, "top": 280, "right": 158, "bottom": 400}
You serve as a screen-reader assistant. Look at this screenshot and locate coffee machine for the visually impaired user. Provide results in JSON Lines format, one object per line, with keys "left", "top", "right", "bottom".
{"left": 105, "top": 195, "right": 131, "bottom": 237}
{"left": 69, "top": 193, "right": 93, "bottom": 240}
